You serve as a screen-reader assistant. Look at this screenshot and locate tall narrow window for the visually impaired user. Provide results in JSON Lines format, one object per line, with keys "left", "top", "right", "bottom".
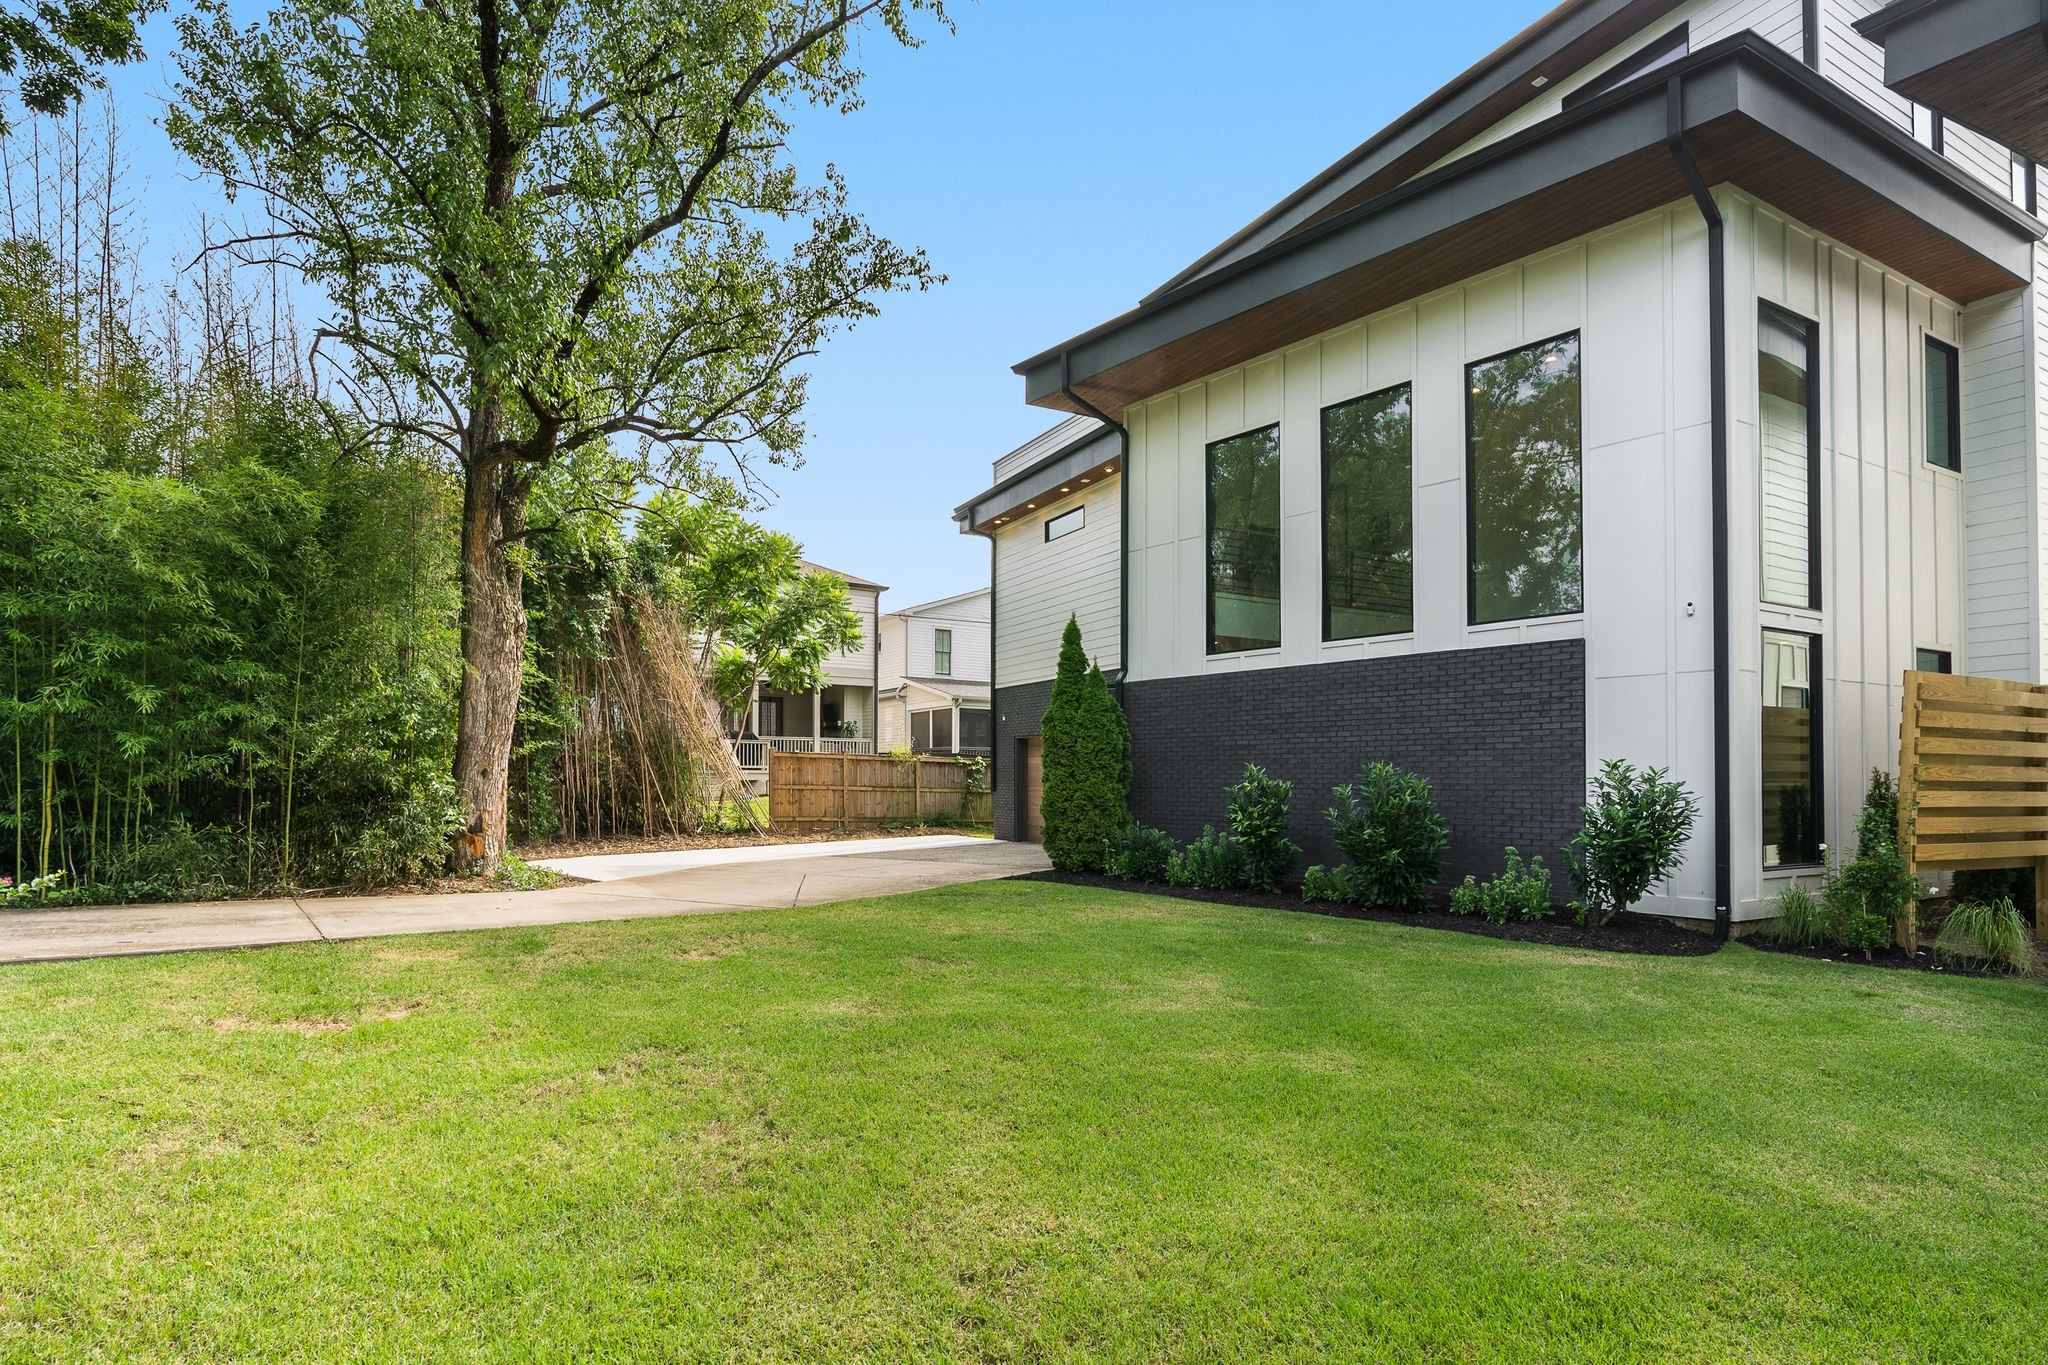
{"left": 1468, "top": 333, "right": 1582, "bottom": 624}
{"left": 933, "top": 627, "right": 953, "bottom": 676}
{"left": 1762, "top": 630, "right": 1823, "bottom": 868}
{"left": 1759, "top": 305, "right": 1819, "bottom": 609}
{"left": 1323, "top": 383, "right": 1413, "bottom": 639}
{"left": 1925, "top": 337, "right": 1960, "bottom": 472}
{"left": 1208, "top": 424, "right": 1282, "bottom": 653}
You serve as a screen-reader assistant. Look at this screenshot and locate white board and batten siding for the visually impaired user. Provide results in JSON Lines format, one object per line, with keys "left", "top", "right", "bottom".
{"left": 1727, "top": 192, "right": 1968, "bottom": 912}
{"left": 993, "top": 480, "right": 1121, "bottom": 687}
{"left": 1127, "top": 203, "right": 1721, "bottom": 916}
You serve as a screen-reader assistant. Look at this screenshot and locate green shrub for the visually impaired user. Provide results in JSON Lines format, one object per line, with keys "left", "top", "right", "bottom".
{"left": 1449, "top": 847, "right": 1552, "bottom": 924}
{"left": 1039, "top": 618, "right": 1130, "bottom": 874}
{"left": 1820, "top": 770, "right": 1920, "bottom": 954}
{"left": 1226, "top": 764, "right": 1299, "bottom": 892}
{"left": 1105, "top": 824, "right": 1176, "bottom": 884}
{"left": 1935, "top": 898, "right": 2036, "bottom": 974}
{"left": 1166, "top": 827, "right": 1248, "bottom": 891}
{"left": 1766, "top": 882, "right": 1828, "bottom": 947}
{"left": 1950, "top": 867, "right": 2035, "bottom": 921}
{"left": 1568, "top": 760, "right": 1698, "bottom": 927}
{"left": 1301, "top": 864, "right": 1355, "bottom": 904}
{"left": 1325, "top": 762, "right": 1448, "bottom": 910}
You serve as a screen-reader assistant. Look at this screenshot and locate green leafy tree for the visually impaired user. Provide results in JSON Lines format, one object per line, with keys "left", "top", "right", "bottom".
{"left": 634, "top": 495, "right": 861, "bottom": 731}
{"left": 0, "top": 0, "right": 159, "bottom": 130}
{"left": 168, "top": 0, "right": 945, "bottom": 869}
{"left": 1039, "top": 617, "right": 1128, "bottom": 873}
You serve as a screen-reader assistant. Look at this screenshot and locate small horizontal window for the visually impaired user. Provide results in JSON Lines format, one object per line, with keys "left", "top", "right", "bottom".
{"left": 1044, "top": 506, "right": 1084, "bottom": 542}
{"left": 1915, "top": 648, "right": 1952, "bottom": 675}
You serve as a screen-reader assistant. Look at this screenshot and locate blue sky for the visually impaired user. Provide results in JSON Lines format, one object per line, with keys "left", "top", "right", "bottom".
{"left": 98, "top": 0, "right": 1543, "bottom": 609}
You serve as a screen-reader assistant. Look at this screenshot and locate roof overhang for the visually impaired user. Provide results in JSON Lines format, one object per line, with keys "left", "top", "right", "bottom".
{"left": 1856, "top": 0, "right": 2048, "bottom": 164}
{"left": 1017, "top": 34, "right": 2043, "bottom": 421}
{"left": 953, "top": 421, "right": 1122, "bottom": 536}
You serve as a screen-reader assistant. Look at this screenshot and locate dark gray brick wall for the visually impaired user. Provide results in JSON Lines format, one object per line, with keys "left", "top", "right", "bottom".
{"left": 993, "top": 679, "right": 1056, "bottom": 842}
{"left": 1122, "top": 638, "right": 1587, "bottom": 894}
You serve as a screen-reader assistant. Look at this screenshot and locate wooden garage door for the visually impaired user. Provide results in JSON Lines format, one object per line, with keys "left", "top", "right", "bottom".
{"left": 1022, "top": 737, "right": 1044, "bottom": 843}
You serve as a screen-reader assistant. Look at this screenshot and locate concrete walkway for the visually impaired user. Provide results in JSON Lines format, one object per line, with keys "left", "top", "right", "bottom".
{"left": 526, "top": 832, "right": 989, "bottom": 881}
{"left": 0, "top": 838, "right": 1048, "bottom": 966}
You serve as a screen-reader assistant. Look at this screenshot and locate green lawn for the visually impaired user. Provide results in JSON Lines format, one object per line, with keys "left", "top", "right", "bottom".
{"left": 3, "top": 883, "right": 2044, "bottom": 1361}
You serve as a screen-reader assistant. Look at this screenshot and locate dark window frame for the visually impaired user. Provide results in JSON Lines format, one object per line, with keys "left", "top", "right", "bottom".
{"left": 1914, "top": 647, "right": 1952, "bottom": 674}
{"left": 1924, "top": 335, "right": 1961, "bottom": 473}
{"left": 1759, "top": 301, "right": 1823, "bottom": 612}
{"left": 1205, "top": 422, "right": 1284, "bottom": 656}
{"left": 1465, "top": 330, "right": 1585, "bottom": 627}
{"left": 1561, "top": 24, "right": 1689, "bottom": 110}
{"left": 1761, "top": 628, "right": 1826, "bottom": 871}
{"left": 1320, "top": 381, "right": 1414, "bottom": 642}
{"left": 1043, "top": 505, "right": 1085, "bottom": 542}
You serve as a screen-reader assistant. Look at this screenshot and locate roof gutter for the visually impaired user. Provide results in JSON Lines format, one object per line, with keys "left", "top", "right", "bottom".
{"left": 1665, "top": 74, "right": 1733, "bottom": 943}
{"left": 1060, "top": 350, "right": 1130, "bottom": 684}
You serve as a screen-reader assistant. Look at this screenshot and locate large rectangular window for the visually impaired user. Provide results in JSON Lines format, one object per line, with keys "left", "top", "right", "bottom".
{"left": 1925, "top": 336, "right": 1960, "bottom": 472}
{"left": 1762, "top": 630, "right": 1823, "bottom": 868}
{"left": 1759, "top": 304, "right": 1819, "bottom": 610}
{"left": 1207, "top": 424, "right": 1282, "bottom": 653}
{"left": 1468, "top": 333, "right": 1582, "bottom": 623}
{"left": 1322, "top": 383, "right": 1413, "bottom": 640}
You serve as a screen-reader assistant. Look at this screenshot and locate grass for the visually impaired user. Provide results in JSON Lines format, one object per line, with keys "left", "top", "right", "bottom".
{"left": 3, "top": 881, "right": 2045, "bottom": 1360}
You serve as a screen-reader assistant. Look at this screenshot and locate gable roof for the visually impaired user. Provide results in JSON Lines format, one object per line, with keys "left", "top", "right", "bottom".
{"left": 883, "top": 586, "right": 991, "bottom": 621}
{"left": 801, "top": 559, "right": 887, "bottom": 592}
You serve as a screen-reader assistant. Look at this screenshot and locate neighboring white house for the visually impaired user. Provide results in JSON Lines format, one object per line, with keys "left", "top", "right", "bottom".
{"left": 741, "top": 561, "right": 884, "bottom": 764}
{"left": 877, "top": 587, "right": 993, "bottom": 756}
{"left": 959, "top": 0, "right": 2048, "bottom": 929}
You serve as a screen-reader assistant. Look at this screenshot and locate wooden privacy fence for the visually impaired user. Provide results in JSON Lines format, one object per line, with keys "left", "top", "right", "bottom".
{"left": 1898, "top": 670, "right": 2048, "bottom": 937}
{"left": 769, "top": 751, "right": 992, "bottom": 830}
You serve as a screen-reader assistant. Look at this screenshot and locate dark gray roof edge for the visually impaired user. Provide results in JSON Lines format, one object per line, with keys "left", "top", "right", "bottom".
{"left": 1852, "top": 0, "right": 1958, "bottom": 40}
{"left": 952, "top": 425, "right": 1121, "bottom": 526}
{"left": 1015, "top": 32, "right": 2042, "bottom": 392}
{"left": 1139, "top": 0, "right": 1666, "bottom": 304}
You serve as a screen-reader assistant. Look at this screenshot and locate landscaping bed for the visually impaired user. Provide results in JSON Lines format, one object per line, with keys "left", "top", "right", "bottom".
{"left": 1016, "top": 868, "right": 1718, "bottom": 956}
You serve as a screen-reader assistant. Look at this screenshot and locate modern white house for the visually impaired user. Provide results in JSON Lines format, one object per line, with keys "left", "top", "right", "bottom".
{"left": 737, "top": 562, "right": 884, "bottom": 778}
{"left": 958, "top": 0, "right": 2048, "bottom": 930}
{"left": 877, "top": 587, "right": 993, "bottom": 756}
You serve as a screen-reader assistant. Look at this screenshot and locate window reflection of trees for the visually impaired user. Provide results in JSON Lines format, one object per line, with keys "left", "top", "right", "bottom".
{"left": 1208, "top": 425, "right": 1282, "bottom": 652}
{"left": 1324, "top": 385, "right": 1413, "bottom": 639}
{"left": 1469, "top": 335, "right": 1582, "bottom": 623}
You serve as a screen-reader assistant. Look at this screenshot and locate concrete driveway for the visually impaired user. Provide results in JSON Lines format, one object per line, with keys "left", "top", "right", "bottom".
{"left": 0, "top": 837, "right": 1049, "bottom": 966}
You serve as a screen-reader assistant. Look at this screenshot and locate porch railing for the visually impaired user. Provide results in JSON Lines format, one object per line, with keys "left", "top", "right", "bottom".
{"left": 734, "top": 737, "right": 875, "bottom": 768}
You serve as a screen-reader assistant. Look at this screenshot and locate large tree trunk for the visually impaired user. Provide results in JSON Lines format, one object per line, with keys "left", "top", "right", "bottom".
{"left": 451, "top": 413, "right": 529, "bottom": 873}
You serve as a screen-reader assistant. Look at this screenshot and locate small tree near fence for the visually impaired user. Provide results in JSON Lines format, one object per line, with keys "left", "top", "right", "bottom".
{"left": 1040, "top": 617, "right": 1129, "bottom": 873}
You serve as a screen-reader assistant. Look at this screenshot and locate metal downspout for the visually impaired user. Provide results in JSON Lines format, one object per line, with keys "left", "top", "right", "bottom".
{"left": 1666, "top": 75, "right": 1735, "bottom": 943}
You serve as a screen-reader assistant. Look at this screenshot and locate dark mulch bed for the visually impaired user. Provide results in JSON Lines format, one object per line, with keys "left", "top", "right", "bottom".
{"left": 1743, "top": 936, "right": 2034, "bottom": 980}
{"left": 1014, "top": 870, "right": 1720, "bottom": 957}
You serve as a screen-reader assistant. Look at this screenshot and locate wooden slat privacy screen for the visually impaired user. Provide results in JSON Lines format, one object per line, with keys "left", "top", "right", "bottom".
{"left": 768, "top": 751, "right": 992, "bottom": 830}
{"left": 1897, "top": 670, "right": 2048, "bottom": 934}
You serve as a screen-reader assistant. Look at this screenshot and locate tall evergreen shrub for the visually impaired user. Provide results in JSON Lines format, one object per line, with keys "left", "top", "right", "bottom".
{"left": 1040, "top": 617, "right": 1129, "bottom": 872}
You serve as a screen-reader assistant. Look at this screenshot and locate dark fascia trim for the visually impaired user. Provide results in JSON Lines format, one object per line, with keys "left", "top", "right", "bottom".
{"left": 1561, "top": 23, "right": 1689, "bottom": 110}
{"left": 952, "top": 424, "right": 1121, "bottom": 529}
{"left": 1143, "top": 0, "right": 1682, "bottom": 303}
{"left": 1016, "top": 33, "right": 2042, "bottom": 403}
{"left": 1855, "top": 0, "right": 2048, "bottom": 95}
